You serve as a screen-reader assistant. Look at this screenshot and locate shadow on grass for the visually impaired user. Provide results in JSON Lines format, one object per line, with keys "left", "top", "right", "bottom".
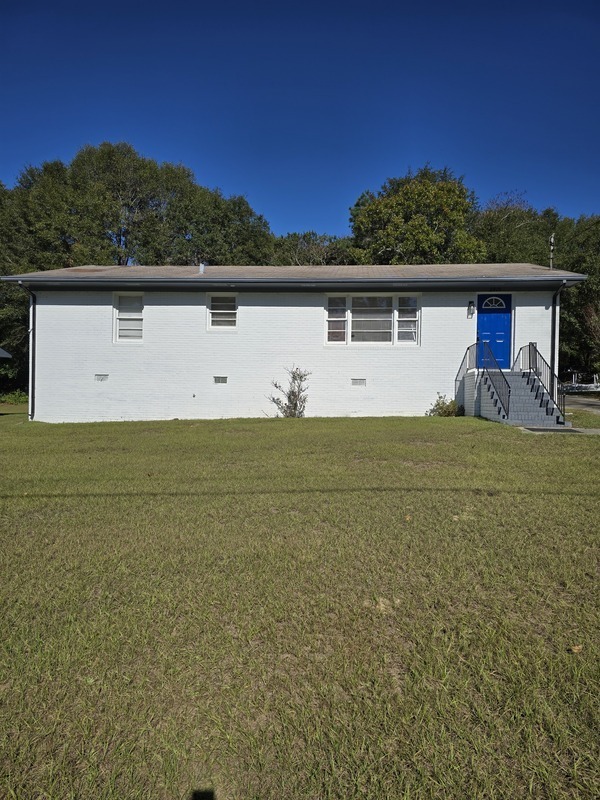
{"left": 190, "top": 791, "right": 215, "bottom": 800}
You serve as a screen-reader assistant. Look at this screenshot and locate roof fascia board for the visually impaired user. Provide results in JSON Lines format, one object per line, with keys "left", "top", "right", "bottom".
{"left": 2, "top": 276, "right": 587, "bottom": 292}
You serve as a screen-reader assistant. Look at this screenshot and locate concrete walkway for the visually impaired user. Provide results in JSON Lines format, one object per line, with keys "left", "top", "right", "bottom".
{"left": 522, "top": 426, "right": 600, "bottom": 435}
{"left": 518, "top": 393, "right": 600, "bottom": 434}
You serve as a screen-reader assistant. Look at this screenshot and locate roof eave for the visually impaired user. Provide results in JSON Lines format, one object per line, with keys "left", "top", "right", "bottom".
{"left": 2, "top": 274, "right": 587, "bottom": 291}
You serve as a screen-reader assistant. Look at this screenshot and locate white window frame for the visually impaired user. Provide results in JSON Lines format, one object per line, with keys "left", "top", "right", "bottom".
{"left": 396, "top": 295, "right": 420, "bottom": 344}
{"left": 481, "top": 296, "right": 506, "bottom": 309}
{"left": 325, "top": 294, "right": 420, "bottom": 346}
{"left": 326, "top": 296, "right": 348, "bottom": 344}
{"left": 208, "top": 294, "right": 238, "bottom": 330}
{"left": 113, "top": 293, "right": 144, "bottom": 343}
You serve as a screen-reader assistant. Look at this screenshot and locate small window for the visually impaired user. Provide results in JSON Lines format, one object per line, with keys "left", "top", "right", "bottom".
{"left": 351, "top": 378, "right": 367, "bottom": 387}
{"left": 213, "top": 376, "right": 228, "bottom": 384}
{"left": 327, "top": 297, "right": 347, "bottom": 342}
{"left": 209, "top": 296, "right": 237, "bottom": 328}
{"left": 115, "top": 294, "right": 143, "bottom": 341}
{"left": 397, "top": 296, "right": 418, "bottom": 342}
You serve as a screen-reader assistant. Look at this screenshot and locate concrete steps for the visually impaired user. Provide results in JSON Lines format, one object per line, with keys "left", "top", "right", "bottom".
{"left": 480, "top": 370, "right": 569, "bottom": 428}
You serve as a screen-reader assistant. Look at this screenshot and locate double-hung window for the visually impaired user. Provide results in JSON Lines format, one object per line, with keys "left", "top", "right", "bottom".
{"left": 397, "top": 297, "right": 419, "bottom": 342}
{"left": 209, "top": 296, "right": 237, "bottom": 328}
{"left": 326, "top": 297, "right": 347, "bottom": 342}
{"left": 326, "top": 296, "right": 419, "bottom": 344}
{"left": 115, "top": 294, "right": 143, "bottom": 341}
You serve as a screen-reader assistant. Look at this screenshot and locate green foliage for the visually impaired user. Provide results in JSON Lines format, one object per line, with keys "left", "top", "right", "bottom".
{"left": 68, "top": 142, "right": 163, "bottom": 265}
{"left": 274, "top": 231, "right": 335, "bottom": 265}
{"left": 269, "top": 366, "right": 311, "bottom": 417}
{"left": 350, "top": 165, "right": 486, "bottom": 264}
{"left": 425, "top": 393, "right": 464, "bottom": 417}
{"left": 0, "top": 284, "right": 29, "bottom": 390}
{"left": 1, "top": 141, "right": 274, "bottom": 271}
{"left": 5, "top": 161, "right": 76, "bottom": 272}
{"left": 473, "top": 192, "right": 557, "bottom": 264}
{"left": 555, "top": 217, "right": 600, "bottom": 376}
{"left": 271, "top": 232, "right": 364, "bottom": 266}
{"left": 0, "top": 388, "right": 28, "bottom": 404}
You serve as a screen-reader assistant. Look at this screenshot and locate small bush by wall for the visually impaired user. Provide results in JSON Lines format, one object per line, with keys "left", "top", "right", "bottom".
{"left": 269, "top": 366, "right": 311, "bottom": 417}
{"left": 426, "top": 393, "right": 464, "bottom": 417}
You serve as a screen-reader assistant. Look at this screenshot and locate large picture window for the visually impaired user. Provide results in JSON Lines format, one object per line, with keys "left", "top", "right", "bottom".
{"left": 326, "top": 296, "right": 419, "bottom": 345}
{"left": 351, "top": 296, "right": 393, "bottom": 342}
{"left": 114, "top": 294, "right": 143, "bottom": 341}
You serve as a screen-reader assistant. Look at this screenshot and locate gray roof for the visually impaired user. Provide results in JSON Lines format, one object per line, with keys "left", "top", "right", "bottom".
{"left": 1, "top": 263, "right": 587, "bottom": 292}
{"left": 0, "top": 347, "right": 12, "bottom": 359}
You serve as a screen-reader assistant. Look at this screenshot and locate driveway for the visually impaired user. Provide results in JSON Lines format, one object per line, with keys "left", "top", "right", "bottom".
{"left": 565, "top": 393, "right": 600, "bottom": 415}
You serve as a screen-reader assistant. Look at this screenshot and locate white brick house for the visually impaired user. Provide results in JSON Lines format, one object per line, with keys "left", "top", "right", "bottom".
{"left": 2, "top": 263, "right": 585, "bottom": 424}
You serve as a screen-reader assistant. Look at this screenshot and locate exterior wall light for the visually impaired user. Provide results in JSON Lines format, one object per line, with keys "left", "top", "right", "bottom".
{"left": 467, "top": 300, "right": 475, "bottom": 318}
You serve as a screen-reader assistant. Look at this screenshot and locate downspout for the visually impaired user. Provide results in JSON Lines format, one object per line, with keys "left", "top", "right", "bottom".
{"left": 550, "top": 279, "right": 567, "bottom": 401}
{"left": 18, "top": 282, "right": 36, "bottom": 421}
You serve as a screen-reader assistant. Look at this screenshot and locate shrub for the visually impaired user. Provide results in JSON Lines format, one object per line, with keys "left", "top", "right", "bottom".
{"left": 269, "top": 366, "right": 311, "bottom": 417}
{"left": 0, "top": 389, "right": 28, "bottom": 405}
{"left": 426, "top": 393, "right": 464, "bottom": 417}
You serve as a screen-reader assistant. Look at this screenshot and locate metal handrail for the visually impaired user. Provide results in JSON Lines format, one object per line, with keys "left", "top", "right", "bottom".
{"left": 513, "top": 343, "right": 566, "bottom": 419}
{"left": 454, "top": 343, "right": 478, "bottom": 397}
{"left": 480, "top": 340, "right": 511, "bottom": 418}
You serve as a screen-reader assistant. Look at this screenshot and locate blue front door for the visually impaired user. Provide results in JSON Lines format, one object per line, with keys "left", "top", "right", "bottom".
{"left": 477, "top": 294, "right": 512, "bottom": 368}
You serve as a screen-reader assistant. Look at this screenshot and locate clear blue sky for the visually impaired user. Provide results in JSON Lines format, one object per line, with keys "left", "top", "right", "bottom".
{"left": 1, "top": 0, "right": 599, "bottom": 237}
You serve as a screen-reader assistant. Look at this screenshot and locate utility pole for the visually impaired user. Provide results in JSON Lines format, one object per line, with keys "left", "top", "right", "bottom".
{"left": 549, "top": 232, "right": 555, "bottom": 268}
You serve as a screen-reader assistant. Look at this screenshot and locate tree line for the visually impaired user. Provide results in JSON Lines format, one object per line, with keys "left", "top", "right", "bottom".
{"left": 1, "top": 143, "right": 598, "bottom": 390}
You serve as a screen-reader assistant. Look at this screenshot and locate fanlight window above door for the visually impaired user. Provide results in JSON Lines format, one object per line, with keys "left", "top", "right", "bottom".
{"left": 482, "top": 296, "right": 506, "bottom": 309}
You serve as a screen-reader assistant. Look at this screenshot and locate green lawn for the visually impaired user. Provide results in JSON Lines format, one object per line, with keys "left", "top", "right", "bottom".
{"left": 1, "top": 409, "right": 599, "bottom": 799}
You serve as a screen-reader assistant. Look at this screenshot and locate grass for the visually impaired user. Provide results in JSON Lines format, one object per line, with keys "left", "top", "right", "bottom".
{"left": 564, "top": 405, "right": 600, "bottom": 430}
{"left": 564, "top": 409, "right": 600, "bottom": 429}
{"left": 1, "top": 409, "right": 599, "bottom": 799}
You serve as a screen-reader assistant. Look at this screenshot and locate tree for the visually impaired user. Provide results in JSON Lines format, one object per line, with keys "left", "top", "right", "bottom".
{"left": 350, "top": 166, "right": 486, "bottom": 264}
{"left": 271, "top": 232, "right": 362, "bottom": 265}
{"left": 68, "top": 142, "right": 164, "bottom": 265}
{"left": 67, "top": 142, "right": 274, "bottom": 266}
{"left": 0, "top": 142, "right": 275, "bottom": 390}
{"left": 2, "top": 142, "right": 274, "bottom": 270}
{"left": 554, "top": 217, "right": 600, "bottom": 377}
{"left": 137, "top": 181, "right": 273, "bottom": 266}
{"left": 473, "top": 192, "right": 557, "bottom": 265}
{"left": 5, "top": 161, "right": 76, "bottom": 272}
